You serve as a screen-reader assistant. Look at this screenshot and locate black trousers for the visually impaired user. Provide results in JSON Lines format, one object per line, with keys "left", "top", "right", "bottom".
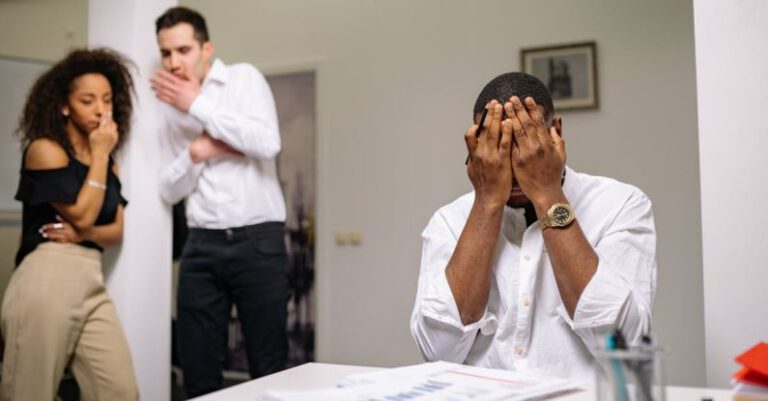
{"left": 177, "top": 222, "right": 289, "bottom": 398}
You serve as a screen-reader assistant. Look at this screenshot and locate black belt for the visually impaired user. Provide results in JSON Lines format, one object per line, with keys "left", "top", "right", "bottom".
{"left": 189, "top": 221, "right": 284, "bottom": 240}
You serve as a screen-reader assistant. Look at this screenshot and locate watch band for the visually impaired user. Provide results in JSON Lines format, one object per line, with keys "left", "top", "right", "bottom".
{"left": 539, "top": 203, "right": 575, "bottom": 230}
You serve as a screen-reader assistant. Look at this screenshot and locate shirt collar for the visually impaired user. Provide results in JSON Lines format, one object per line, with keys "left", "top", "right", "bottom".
{"left": 203, "top": 58, "right": 228, "bottom": 86}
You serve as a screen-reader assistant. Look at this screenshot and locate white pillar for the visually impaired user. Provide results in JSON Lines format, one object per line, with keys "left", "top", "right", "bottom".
{"left": 694, "top": 0, "right": 768, "bottom": 388}
{"left": 88, "top": 1, "right": 175, "bottom": 400}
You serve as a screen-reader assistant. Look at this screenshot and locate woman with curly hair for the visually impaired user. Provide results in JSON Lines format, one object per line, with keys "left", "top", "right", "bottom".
{"left": 1, "top": 48, "right": 138, "bottom": 401}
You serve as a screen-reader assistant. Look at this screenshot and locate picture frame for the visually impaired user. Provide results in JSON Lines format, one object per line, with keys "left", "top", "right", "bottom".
{"left": 520, "top": 41, "right": 598, "bottom": 111}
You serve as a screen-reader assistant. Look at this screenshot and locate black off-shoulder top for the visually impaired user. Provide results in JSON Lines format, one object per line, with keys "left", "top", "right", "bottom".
{"left": 14, "top": 151, "right": 127, "bottom": 267}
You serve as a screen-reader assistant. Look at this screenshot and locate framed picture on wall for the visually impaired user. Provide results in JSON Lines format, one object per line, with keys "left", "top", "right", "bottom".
{"left": 520, "top": 41, "right": 598, "bottom": 111}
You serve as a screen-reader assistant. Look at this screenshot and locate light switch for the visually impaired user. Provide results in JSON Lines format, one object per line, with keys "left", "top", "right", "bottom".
{"left": 348, "top": 231, "right": 363, "bottom": 245}
{"left": 335, "top": 231, "right": 363, "bottom": 246}
{"left": 334, "top": 232, "right": 349, "bottom": 246}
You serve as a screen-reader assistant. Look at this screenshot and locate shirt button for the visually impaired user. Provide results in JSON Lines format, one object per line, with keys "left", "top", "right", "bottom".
{"left": 522, "top": 295, "right": 531, "bottom": 307}
{"left": 480, "top": 319, "right": 498, "bottom": 336}
{"left": 523, "top": 254, "right": 531, "bottom": 262}
{"left": 515, "top": 347, "right": 525, "bottom": 357}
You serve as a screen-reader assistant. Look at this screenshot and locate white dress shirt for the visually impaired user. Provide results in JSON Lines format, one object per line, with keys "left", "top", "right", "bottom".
{"left": 158, "top": 58, "right": 286, "bottom": 228}
{"left": 410, "top": 167, "right": 657, "bottom": 380}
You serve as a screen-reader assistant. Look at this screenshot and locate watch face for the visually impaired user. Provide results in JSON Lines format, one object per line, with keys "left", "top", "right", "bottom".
{"left": 552, "top": 206, "right": 571, "bottom": 225}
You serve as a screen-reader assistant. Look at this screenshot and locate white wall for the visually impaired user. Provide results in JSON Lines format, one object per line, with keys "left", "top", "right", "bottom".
{"left": 183, "top": 0, "right": 705, "bottom": 385}
{"left": 694, "top": 0, "right": 768, "bottom": 388}
{"left": 89, "top": 1, "right": 175, "bottom": 400}
{"left": 0, "top": 0, "right": 87, "bottom": 63}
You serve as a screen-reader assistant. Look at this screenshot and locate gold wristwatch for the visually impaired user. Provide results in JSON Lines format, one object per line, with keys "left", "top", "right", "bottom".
{"left": 539, "top": 203, "right": 575, "bottom": 230}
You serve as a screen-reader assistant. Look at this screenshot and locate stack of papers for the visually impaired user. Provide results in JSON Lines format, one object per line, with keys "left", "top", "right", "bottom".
{"left": 261, "top": 361, "right": 580, "bottom": 401}
{"left": 732, "top": 342, "right": 768, "bottom": 401}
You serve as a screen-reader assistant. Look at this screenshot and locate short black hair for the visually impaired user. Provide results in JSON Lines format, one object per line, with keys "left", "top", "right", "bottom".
{"left": 155, "top": 6, "right": 209, "bottom": 45}
{"left": 473, "top": 72, "right": 555, "bottom": 120}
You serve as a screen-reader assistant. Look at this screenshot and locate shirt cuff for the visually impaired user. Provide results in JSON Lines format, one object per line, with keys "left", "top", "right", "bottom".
{"left": 171, "top": 147, "right": 205, "bottom": 178}
{"left": 188, "top": 93, "right": 216, "bottom": 126}
{"left": 420, "top": 269, "right": 498, "bottom": 335}
{"left": 557, "top": 259, "right": 631, "bottom": 331}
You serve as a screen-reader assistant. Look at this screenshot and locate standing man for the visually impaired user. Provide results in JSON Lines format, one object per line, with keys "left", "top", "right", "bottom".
{"left": 151, "top": 7, "right": 288, "bottom": 398}
{"left": 410, "top": 72, "right": 656, "bottom": 379}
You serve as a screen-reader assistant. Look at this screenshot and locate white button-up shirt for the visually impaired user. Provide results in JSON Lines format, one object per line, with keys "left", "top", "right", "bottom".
{"left": 158, "top": 58, "right": 286, "bottom": 228}
{"left": 410, "top": 167, "right": 656, "bottom": 380}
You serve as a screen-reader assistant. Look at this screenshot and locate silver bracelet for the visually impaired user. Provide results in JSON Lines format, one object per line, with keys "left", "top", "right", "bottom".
{"left": 86, "top": 179, "right": 107, "bottom": 190}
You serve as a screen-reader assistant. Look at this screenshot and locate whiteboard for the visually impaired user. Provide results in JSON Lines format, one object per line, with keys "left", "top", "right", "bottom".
{"left": 0, "top": 57, "right": 49, "bottom": 211}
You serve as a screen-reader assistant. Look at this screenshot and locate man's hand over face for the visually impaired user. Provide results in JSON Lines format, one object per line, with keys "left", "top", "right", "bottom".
{"left": 465, "top": 100, "right": 514, "bottom": 209}
{"left": 188, "top": 132, "right": 243, "bottom": 164}
{"left": 504, "top": 96, "right": 566, "bottom": 209}
{"left": 150, "top": 70, "right": 201, "bottom": 112}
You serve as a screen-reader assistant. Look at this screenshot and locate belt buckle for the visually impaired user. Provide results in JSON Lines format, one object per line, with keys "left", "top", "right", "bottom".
{"left": 225, "top": 228, "right": 234, "bottom": 240}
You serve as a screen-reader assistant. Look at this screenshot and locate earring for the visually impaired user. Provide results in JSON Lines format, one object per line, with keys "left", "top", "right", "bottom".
{"left": 62, "top": 110, "right": 69, "bottom": 117}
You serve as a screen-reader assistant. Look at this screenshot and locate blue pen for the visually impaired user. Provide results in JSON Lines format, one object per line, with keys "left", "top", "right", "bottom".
{"left": 606, "top": 330, "right": 630, "bottom": 401}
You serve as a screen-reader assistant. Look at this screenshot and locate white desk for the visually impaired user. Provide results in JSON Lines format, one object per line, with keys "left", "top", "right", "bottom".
{"left": 192, "top": 362, "right": 734, "bottom": 401}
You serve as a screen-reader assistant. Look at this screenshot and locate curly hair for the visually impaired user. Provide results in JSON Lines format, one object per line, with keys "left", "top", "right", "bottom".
{"left": 17, "top": 48, "right": 135, "bottom": 154}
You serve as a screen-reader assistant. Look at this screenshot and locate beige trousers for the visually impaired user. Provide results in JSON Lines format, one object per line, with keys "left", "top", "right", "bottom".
{"left": 0, "top": 242, "right": 138, "bottom": 401}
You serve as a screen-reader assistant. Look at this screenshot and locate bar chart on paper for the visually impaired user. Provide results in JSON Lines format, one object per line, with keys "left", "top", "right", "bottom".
{"left": 261, "top": 361, "right": 578, "bottom": 401}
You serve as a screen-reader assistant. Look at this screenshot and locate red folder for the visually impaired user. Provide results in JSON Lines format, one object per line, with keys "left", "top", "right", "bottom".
{"left": 734, "top": 342, "right": 768, "bottom": 387}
